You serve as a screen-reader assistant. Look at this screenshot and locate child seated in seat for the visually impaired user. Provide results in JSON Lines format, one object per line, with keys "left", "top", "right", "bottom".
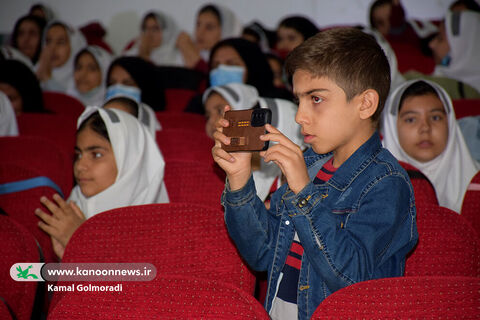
{"left": 35, "top": 107, "right": 169, "bottom": 258}
{"left": 212, "top": 28, "right": 418, "bottom": 320}
{"left": 382, "top": 79, "right": 479, "bottom": 213}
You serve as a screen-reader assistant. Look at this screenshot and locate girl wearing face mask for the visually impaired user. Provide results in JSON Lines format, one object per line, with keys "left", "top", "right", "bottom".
{"left": 106, "top": 56, "right": 166, "bottom": 111}
{"left": 67, "top": 46, "right": 112, "bottom": 107}
{"left": 36, "top": 21, "right": 87, "bottom": 93}
{"left": 381, "top": 79, "right": 479, "bottom": 213}
{"left": 35, "top": 107, "right": 169, "bottom": 258}
{"left": 124, "top": 11, "right": 184, "bottom": 67}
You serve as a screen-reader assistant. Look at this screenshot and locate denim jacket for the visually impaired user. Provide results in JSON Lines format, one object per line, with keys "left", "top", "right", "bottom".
{"left": 222, "top": 132, "right": 418, "bottom": 320}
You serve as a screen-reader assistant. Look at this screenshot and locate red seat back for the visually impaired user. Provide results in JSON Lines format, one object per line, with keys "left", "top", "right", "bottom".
{"left": 49, "top": 275, "right": 269, "bottom": 319}
{"left": 461, "top": 171, "right": 480, "bottom": 236}
{"left": 51, "top": 203, "right": 255, "bottom": 309}
{"left": 16, "top": 113, "right": 77, "bottom": 157}
{"left": 0, "top": 215, "right": 40, "bottom": 320}
{"left": 42, "top": 92, "right": 85, "bottom": 118}
{"left": 311, "top": 276, "right": 480, "bottom": 319}
{"left": 399, "top": 161, "right": 438, "bottom": 206}
{"left": 405, "top": 204, "right": 480, "bottom": 277}
{"left": 164, "top": 160, "right": 225, "bottom": 209}
{"left": 0, "top": 163, "right": 61, "bottom": 264}
{"left": 156, "top": 128, "right": 213, "bottom": 162}
{"left": 453, "top": 99, "right": 480, "bottom": 119}
{"left": 155, "top": 111, "right": 206, "bottom": 132}
{"left": 0, "top": 136, "right": 73, "bottom": 195}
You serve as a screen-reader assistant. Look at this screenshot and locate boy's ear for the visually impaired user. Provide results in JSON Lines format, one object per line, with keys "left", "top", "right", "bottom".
{"left": 358, "top": 89, "right": 379, "bottom": 120}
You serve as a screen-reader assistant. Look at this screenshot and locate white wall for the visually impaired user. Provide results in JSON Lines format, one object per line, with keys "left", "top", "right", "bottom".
{"left": 0, "top": 0, "right": 455, "bottom": 54}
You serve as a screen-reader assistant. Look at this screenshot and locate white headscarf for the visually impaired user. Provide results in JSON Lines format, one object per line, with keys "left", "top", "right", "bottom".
{"left": 67, "top": 45, "right": 112, "bottom": 107}
{"left": 434, "top": 10, "right": 480, "bottom": 92}
{"left": 363, "top": 28, "right": 405, "bottom": 91}
{"left": 0, "top": 45, "right": 35, "bottom": 71}
{"left": 0, "top": 91, "right": 19, "bottom": 137}
{"left": 68, "top": 107, "right": 169, "bottom": 219}
{"left": 40, "top": 21, "right": 87, "bottom": 93}
{"left": 125, "top": 11, "right": 184, "bottom": 66}
{"left": 198, "top": 4, "right": 243, "bottom": 61}
{"left": 203, "top": 83, "right": 302, "bottom": 200}
{"left": 381, "top": 79, "right": 479, "bottom": 213}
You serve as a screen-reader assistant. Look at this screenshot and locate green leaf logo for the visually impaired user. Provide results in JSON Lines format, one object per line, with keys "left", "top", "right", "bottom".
{"left": 16, "top": 265, "right": 38, "bottom": 279}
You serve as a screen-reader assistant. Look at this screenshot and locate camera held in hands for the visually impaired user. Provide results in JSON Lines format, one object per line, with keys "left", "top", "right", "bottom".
{"left": 221, "top": 108, "right": 272, "bottom": 152}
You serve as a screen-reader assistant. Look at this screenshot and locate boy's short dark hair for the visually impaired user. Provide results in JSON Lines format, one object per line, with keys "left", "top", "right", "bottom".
{"left": 398, "top": 81, "right": 439, "bottom": 112}
{"left": 285, "top": 27, "right": 391, "bottom": 124}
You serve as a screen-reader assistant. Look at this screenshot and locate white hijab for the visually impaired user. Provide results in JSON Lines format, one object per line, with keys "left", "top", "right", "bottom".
{"left": 0, "top": 91, "right": 19, "bottom": 137}
{"left": 198, "top": 4, "right": 243, "bottom": 61}
{"left": 67, "top": 45, "right": 112, "bottom": 107}
{"left": 203, "top": 83, "right": 302, "bottom": 200}
{"left": 381, "top": 79, "right": 479, "bottom": 213}
{"left": 68, "top": 107, "right": 169, "bottom": 219}
{"left": 363, "top": 28, "right": 405, "bottom": 91}
{"left": 0, "top": 45, "right": 35, "bottom": 71}
{"left": 125, "top": 11, "right": 184, "bottom": 66}
{"left": 40, "top": 21, "right": 87, "bottom": 93}
{"left": 434, "top": 10, "right": 480, "bottom": 92}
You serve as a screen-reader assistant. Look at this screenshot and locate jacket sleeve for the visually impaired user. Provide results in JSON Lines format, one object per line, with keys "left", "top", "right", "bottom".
{"left": 284, "top": 173, "right": 417, "bottom": 293}
{"left": 222, "top": 175, "right": 282, "bottom": 272}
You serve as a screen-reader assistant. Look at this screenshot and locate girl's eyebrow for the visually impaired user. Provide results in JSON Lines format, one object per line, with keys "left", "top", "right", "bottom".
{"left": 75, "top": 146, "right": 108, "bottom": 152}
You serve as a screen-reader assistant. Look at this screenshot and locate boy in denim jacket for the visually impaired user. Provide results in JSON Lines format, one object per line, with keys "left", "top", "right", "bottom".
{"left": 212, "top": 28, "right": 418, "bottom": 320}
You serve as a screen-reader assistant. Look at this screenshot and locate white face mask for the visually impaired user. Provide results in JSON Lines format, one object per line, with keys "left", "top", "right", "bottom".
{"left": 209, "top": 64, "right": 245, "bottom": 87}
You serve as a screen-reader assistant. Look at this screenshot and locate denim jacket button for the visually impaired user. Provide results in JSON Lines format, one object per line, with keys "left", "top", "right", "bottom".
{"left": 298, "top": 198, "right": 308, "bottom": 208}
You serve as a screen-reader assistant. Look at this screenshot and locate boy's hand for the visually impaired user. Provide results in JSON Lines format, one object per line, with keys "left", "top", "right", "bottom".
{"left": 35, "top": 194, "right": 86, "bottom": 258}
{"left": 212, "top": 105, "right": 252, "bottom": 191}
{"left": 260, "top": 124, "right": 310, "bottom": 194}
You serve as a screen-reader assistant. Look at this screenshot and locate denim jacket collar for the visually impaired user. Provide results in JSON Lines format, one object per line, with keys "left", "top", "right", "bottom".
{"left": 303, "top": 131, "right": 382, "bottom": 191}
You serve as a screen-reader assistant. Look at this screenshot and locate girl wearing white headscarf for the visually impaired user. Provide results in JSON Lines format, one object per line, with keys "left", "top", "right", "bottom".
{"left": 203, "top": 83, "right": 302, "bottom": 201}
{"left": 67, "top": 46, "right": 112, "bottom": 107}
{"left": 0, "top": 91, "right": 19, "bottom": 137}
{"left": 69, "top": 107, "right": 169, "bottom": 217}
{"left": 125, "top": 11, "right": 184, "bottom": 66}
{"left": 36, "top": 106, "right": 169, "bottom": 258}
{"left": 432, "top": 10, "right": 480, "bottom": 92}
{"left": 381, "top": 79, "right": 479, "bottom": 213}
{"left": 36, "top": 21, "right": 87, "bottom": 93}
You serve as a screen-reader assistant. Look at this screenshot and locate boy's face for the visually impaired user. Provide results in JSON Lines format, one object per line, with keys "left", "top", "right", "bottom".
{"left": 293, "top": 70, "right": 364, "bottom": 157}
{"left": 397, "top": 93, "right": 448, "bottom": 163}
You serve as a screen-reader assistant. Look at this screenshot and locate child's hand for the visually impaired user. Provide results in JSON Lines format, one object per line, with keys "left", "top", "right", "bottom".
{"left": 212, "top": 105, "right": 252, "bottom": 191}
{"left": 138, "top": 34, "right": 153, "bottom": 61}
{"left": 35, "top": 194, "right": 86, "bottom": 258}
{"left": 260, "top": 124, "right": 310, "bottom": 194}
{"left": 35, "top": 46, "right": 53, "bottom": 82}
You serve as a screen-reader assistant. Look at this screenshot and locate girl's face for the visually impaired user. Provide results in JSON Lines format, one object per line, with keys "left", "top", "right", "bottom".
{"left": 397, "top": 93, "right": 449, "bottom": 163}
{"left": 211, "top": 46, "right": 248, "bottom": 82}
{"left": 16, "top": 20, "right": 41, "bottom": 60}
{"left": 268, "top": 57, "right": 284, "bottom": 88}
{"left": 45, "top": 25, "right": 71, "bottom": 68}
{"left": 74, "top": 126, "right": 118, "bottom": 197}
{"left": 74, "top": 52, "right": 102, "bottom": 94}
{"left": 371, "top": 3, "right": 392, "bottom": 36}
{"left": 108, "top": 65, "right": 138, "bottom": 87}
{"left": 276, "top": 26, "right": 304, "bottom": 53}
{"left": 429, "top": 23, "right": 450, "bottom": 65}
{"left": 204, "top": 92, "right": 228, "bottom": 139}
{"left": 195, "top": 11, "right": 222, "bottom": 51}
{"left": 0, "top": 82, "right": 22, "bottom": 115}
{"left": 142, "top": 16, "right": 163, "bottom": 48}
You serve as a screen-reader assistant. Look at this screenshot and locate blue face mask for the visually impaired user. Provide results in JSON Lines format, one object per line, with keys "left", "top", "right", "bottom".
{"left": 440, "top": 54, "right": 451, "bottom": 67}
{"left": 105, "top": 84, "right": 141, "bottom": 103}
{"left": 209, "top": 64, "right": 245, "bottom": 87}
